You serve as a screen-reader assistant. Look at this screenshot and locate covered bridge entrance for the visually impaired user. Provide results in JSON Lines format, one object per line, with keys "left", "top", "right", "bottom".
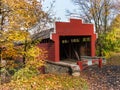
{"left": 52, "top": 19, "right": 97, "bottom": 62}
{"left": 36, "top": 19, "right": 97, "bottom": 62}
{"left": 60, "top": 36, "right": 91, "bottom": 60}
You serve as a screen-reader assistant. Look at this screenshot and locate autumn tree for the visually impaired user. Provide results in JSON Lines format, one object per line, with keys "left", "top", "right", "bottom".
{"left": 30, "top": 0, "right": 56, "bottom": 34}
{"left": 0, "top": 0, "right": 48, "bottom": 83}
{"left": 1, "top": 0, "right": 46, "bottom": 62}
{"left": 110, "top": 14, "right": 120, "bottom": 29}
{"left": 67, "top": 0, "right": 120, "bottom": 56}
{"left": 99, "top": 14, "right": 120, "bottom": 57}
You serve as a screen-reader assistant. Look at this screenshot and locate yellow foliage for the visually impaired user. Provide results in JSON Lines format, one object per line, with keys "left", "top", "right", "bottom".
{"left": 0, "top": 30, "right": 29, "bottom": 59}
{"left": 0, "top": 0, "right": 47, "bottom": 72}
{"left": 26, "top": 46, "right": 47, "bottom": 68}
{"left": 101, "top": 14, "right": 120, "bottom": 57}
{"left": 0, "top": 74, "right": 88, "bottom": 90}
{"left": 2, "top": 0, "right": 44, "bottom": 29}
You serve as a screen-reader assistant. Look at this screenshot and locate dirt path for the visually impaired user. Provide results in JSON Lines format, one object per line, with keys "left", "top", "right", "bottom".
{"left": 81, "top": 65, "right": 120, "bottom": 90}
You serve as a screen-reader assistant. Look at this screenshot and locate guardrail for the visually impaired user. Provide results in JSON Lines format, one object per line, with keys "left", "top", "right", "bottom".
{"left": 77, "top": 58, "right": 103, "bottom": 71}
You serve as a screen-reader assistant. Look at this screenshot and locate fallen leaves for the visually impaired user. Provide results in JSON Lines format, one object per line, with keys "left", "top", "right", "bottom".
{"left": 0, "top": 74, "right": 88, "bottom": 90}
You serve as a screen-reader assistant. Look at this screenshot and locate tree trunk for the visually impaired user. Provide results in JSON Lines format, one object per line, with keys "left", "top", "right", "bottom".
{"left": 23, "top": 39, "right": 27, "bottom": 65}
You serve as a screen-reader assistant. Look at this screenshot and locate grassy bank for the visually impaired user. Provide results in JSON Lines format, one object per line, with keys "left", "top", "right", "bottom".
{"left": 107, "top": 53, "right": 120, "bottom": 65}
{"left": 0, "top": 74, "right": 88, "bottom": 90}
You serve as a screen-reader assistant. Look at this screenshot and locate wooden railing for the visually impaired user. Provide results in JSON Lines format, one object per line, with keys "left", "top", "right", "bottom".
{"left": 77, "top": 58, "right": 103, "bottom": 71}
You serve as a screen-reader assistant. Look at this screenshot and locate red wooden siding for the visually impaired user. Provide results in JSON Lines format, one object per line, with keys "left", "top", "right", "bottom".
{"left": 51, "top": 19, "right": 97, "bottom": 62}
{"left": 38, "top": 19, "right": 97, "bottom": 62}
{"left": 38, "top": 43, "right": 55, "bottom": 61}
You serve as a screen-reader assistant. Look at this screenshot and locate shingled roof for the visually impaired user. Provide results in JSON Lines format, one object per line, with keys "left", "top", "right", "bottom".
{"left": 32, "top": 28, "right": 54, "bottom": 40}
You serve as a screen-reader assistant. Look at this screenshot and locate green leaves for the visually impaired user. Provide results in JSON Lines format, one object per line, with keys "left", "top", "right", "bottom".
{"left": 12, "top": 67, "right": 38, "bottom": 80}
{"left": 99, "top": 14, "right": 120, "bottom": 58}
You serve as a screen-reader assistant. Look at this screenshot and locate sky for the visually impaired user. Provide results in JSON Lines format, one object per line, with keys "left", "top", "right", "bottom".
{"left": 42, "top": 0, "right": 75, "bottom": 21}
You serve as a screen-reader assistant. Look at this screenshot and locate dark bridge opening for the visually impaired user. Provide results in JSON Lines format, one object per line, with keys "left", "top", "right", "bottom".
{"left": 60, "top": 36, "right": 91, "bottom": 61}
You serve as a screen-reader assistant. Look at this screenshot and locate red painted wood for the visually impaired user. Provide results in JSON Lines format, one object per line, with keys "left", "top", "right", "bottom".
{"left": 38, "top": 43, "right": 55, "bottom": 61}
{"left": 38, "top": 19, "right": 97, "bottom": 62}
{"left": 99, "top": 58, "right": 102, "bottom": 68}
{"left": 92, "top": 59, "right": 99, "bottom": 63}
{"left": 52, "top": 19, "right": 97, "bottom": 62}
{"left": 77, "top": 61, "right": 83, "bottom": 71}
{"left": 77, "top": 58, "right": 103, "bottom": 71}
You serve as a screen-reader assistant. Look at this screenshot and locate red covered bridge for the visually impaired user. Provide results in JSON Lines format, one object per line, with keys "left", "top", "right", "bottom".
{"left": 33, "top": 19, "right": 97, "bottom": 63}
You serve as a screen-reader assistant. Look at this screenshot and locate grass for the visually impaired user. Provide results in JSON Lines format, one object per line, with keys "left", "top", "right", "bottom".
{"left": 0, "top": 74, "right": 88, "bottom": 90}
{"left": 107, "top": 53, "right": 120, "bottom": 65}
